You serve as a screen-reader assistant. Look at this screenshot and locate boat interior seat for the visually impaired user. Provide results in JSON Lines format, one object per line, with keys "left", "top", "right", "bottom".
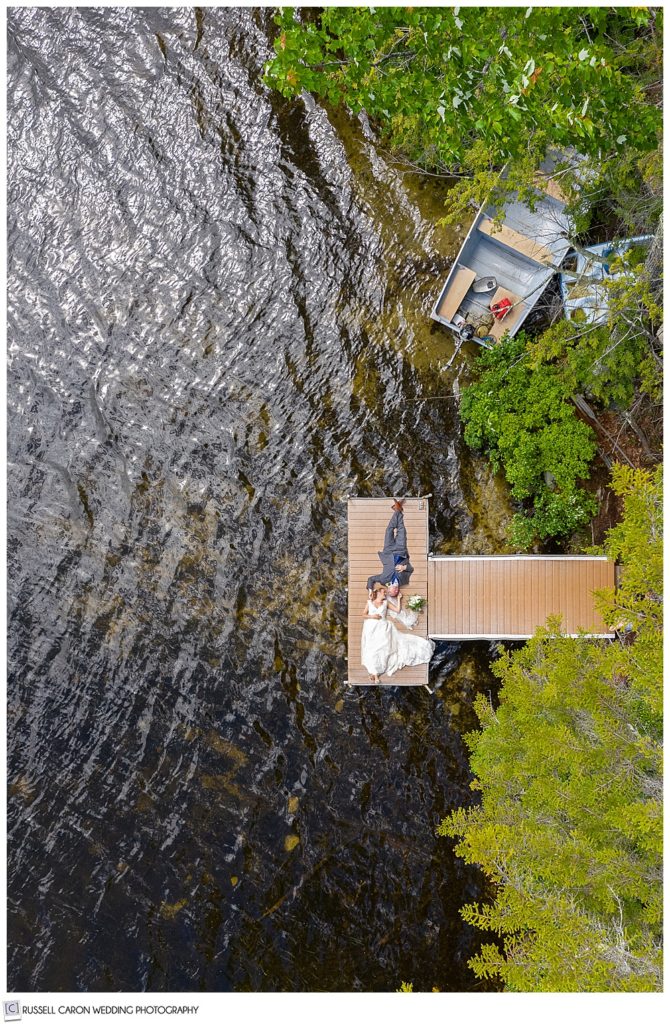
{"left": 437, "top": 265, "right": 476, "bottom": 322}
{"left": 478, "top": 217, "right": 554, "bottom": 266}
{"left": 488, "top": 286, "right": 525, "bottom": 341}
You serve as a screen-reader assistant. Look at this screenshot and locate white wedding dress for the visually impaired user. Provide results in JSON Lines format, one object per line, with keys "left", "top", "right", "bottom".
{"left": 361, "top": 600, "right": 435, "bottom": 678}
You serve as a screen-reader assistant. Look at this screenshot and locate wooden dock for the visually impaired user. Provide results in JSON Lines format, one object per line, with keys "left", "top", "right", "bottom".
{"left": 346, "top": 497, "right": 430, "bottom": 687}
{"left": 428, "top": 555, "right": 615, "bottom": 639}
{"left": 346, "top": 498, "right": 616, "bottom": 687}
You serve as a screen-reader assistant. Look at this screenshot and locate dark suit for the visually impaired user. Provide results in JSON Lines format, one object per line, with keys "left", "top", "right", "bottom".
{"left": 366, "top": 509, "right": 414, "bottom": 590}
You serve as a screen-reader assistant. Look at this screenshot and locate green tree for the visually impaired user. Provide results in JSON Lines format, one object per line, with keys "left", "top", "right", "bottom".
{"left": 438, "top": 464, "right": 662, "bottom": 991}
{"left": 530, "top": 245, "right": 663, "bottom": 408}
{"left": 459, "top": 333, "right": 598, "bottom": 548}
{"left": 265, "top": 7, "right": 662, "bottom": 219}
{"left": 595, "top": 464, "right": 663, "bottom": 721}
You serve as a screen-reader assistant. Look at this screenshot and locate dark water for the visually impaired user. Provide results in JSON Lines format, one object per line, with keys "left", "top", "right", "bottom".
{"left": 7, "top": 7, "right": 510, "bottom": 993}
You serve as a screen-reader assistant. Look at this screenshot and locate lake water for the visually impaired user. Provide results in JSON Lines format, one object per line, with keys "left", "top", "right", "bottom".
{"left": 7, "top": 6, "right": 509, "bottom": 992}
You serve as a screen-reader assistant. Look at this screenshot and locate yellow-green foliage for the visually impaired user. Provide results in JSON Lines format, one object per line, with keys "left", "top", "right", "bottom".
{"left": 528, "top": 253, "right": 661, "bottom": 407}
{"left": 438, "top": 465, "right": 662, "bottom": 991}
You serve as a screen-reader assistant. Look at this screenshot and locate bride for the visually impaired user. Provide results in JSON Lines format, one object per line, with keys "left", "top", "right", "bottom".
{"left": 361, "top": 586, "right": 435, "bottom": 683}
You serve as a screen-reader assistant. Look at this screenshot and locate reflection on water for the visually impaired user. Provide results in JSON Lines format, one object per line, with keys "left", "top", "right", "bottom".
{"left": 7, "top": 6, "right": 509, "bottom": 992}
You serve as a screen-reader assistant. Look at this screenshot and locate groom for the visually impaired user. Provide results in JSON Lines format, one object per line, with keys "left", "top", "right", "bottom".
{"left": 366, "top": 500, "right": 414, "bottom": 596}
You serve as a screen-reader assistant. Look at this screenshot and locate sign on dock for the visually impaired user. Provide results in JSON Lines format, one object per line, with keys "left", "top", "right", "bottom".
{"left": 346, "top": 497, "right": 429, "bottom": 687}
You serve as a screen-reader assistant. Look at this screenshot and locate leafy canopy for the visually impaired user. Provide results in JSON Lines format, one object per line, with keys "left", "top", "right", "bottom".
{"left": 438, "top": 464, "right": 663, "bottom": 991}
{"left": 265, "top": 7, "right": 662, "bottom": 217}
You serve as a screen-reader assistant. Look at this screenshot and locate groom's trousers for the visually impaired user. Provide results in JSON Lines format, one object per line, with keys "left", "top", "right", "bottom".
{"left": 383, "top": 510, "right": 408, "bottom": 556}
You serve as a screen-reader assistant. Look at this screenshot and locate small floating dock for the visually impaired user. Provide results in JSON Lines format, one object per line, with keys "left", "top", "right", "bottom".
{"left": 346, "top": 497, "right": 616, "bottom": 687}
{"left": 347, "top": 497, "right": 430, "bottom": 687}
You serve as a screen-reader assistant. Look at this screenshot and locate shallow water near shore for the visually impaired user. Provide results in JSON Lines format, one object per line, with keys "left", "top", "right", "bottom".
{"left": 7, "top": 7, "right": 510, "bottom": 992}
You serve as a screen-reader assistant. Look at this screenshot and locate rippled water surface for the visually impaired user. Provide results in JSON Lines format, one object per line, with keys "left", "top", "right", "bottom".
{"left": 7, "top": 6, "right": 510, "bottom": 992}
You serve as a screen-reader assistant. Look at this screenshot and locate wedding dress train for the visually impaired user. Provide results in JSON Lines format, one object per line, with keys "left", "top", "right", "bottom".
{"left": 361, "top": 599, "right": 434, "bottom": 678}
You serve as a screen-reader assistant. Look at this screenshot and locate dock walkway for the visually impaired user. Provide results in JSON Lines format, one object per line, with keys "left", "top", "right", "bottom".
{"left": 428, "top": 555, "right": 615, "bottom": 640}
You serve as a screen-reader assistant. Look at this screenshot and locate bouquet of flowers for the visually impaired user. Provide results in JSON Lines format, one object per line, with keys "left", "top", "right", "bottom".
{"left": 406, "top": 594, "right": 426, "bottom": 612}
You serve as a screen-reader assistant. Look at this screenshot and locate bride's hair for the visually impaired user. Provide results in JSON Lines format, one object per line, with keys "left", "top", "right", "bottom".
{"left": 371, "top": 586, "right": 387, "bottom": 599}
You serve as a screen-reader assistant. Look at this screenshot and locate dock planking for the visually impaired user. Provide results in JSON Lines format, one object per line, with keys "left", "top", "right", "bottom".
{"left": 427, "top": 555, "right": 615, "bottom": 639}
{"left": 347, "top": 497, "right": 430, "bottom": 687}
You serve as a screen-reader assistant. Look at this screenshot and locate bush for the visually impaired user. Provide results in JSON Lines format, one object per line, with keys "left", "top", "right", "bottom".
{"left": 460, "top": 334, "right": 597, "bottom": 547}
